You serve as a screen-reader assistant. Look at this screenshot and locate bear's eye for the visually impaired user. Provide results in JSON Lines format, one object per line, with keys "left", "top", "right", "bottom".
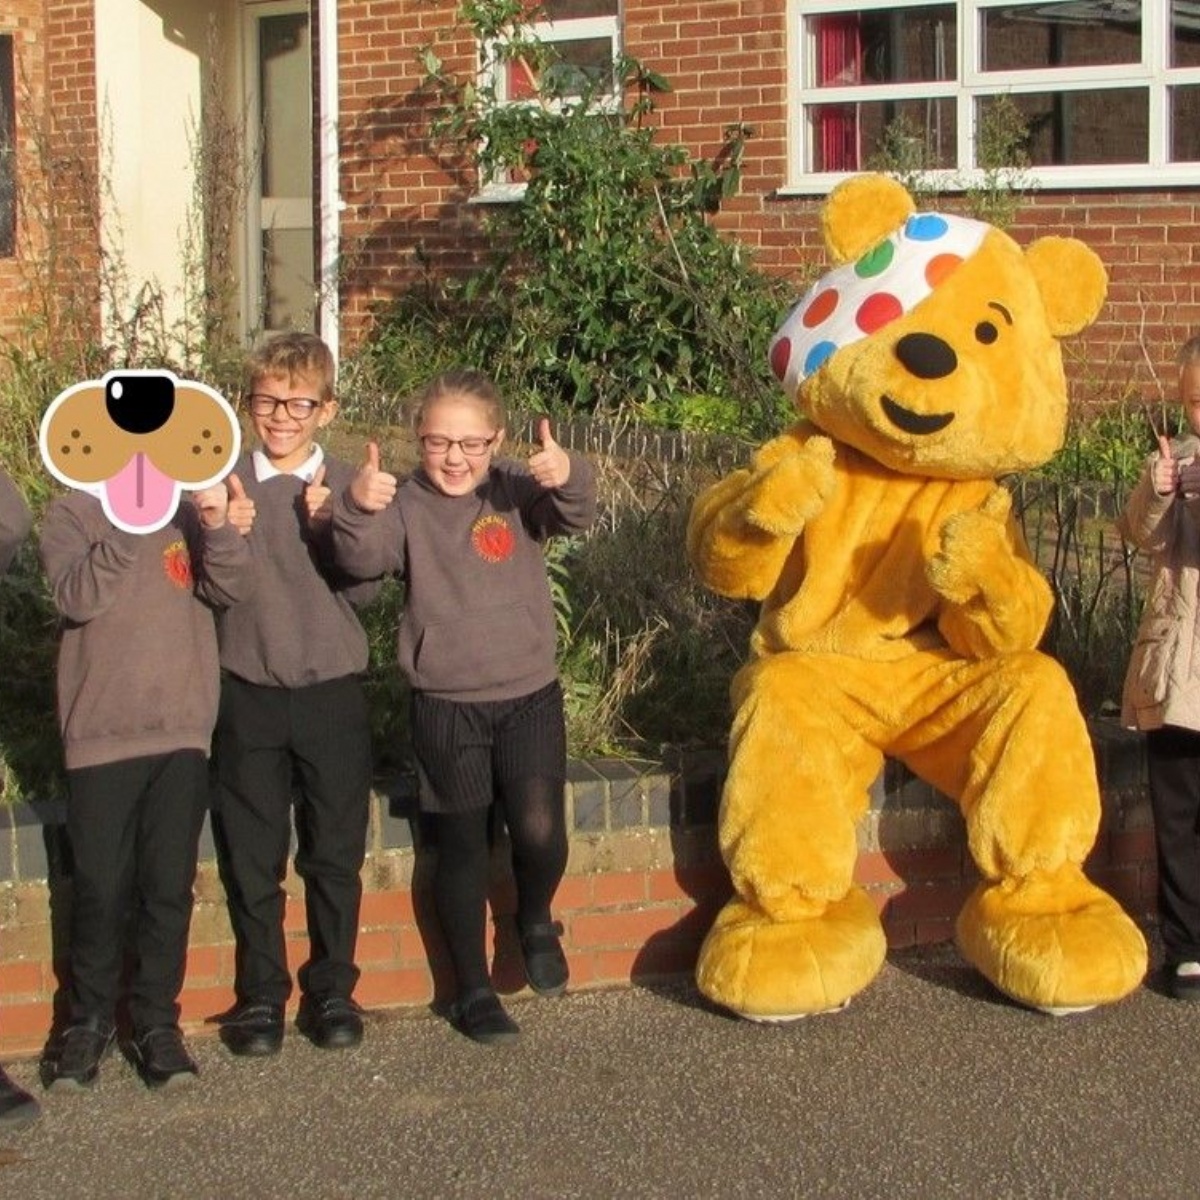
{"left": 975, "top": 321, "right": 999, "bottom": 345}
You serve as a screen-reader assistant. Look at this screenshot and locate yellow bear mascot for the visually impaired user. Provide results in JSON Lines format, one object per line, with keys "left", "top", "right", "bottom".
{"left": 688, "top": 173, "right": 1147, "bottom": 1019}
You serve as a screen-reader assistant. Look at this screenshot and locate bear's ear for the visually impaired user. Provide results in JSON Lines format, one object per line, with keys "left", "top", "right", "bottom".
{"left": 1024, "top": 236, "right": 1108, "bottom": 337}
{"left": 821, "top": 173, "right": 915, "bottom": 264}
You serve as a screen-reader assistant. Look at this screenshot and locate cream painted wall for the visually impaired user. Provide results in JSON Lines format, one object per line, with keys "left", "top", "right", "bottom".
{"left": 94, "top": 0, "right": 209, "bottom": 353}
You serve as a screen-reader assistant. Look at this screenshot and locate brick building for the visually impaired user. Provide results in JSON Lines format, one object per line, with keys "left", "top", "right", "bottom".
{"left": 1, "top": 1, "right": 1198, "bottom": 397}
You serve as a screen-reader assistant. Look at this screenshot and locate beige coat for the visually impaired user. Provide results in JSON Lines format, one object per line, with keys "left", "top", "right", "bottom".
{"left": 1119, "top": 433, "right": 1200, "bottom": 732}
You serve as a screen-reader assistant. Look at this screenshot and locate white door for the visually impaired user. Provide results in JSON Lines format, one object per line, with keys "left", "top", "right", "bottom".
{"left": 243, "top": 1, "right": 313, "bottom": 337}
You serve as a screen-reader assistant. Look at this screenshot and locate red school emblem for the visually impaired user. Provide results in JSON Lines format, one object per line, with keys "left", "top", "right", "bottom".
{"left": 471, "top": 514, "right": 516, "bottom": 563}
{"left": 162, "top": 539, "right": 193, "bottom": 588}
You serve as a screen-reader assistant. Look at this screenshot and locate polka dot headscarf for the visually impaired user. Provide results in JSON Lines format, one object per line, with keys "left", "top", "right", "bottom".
{"left": 768, "top": 212, "right": 991, "bottom": 394}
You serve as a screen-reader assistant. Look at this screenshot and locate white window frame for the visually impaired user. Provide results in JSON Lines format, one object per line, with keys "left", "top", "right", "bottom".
{"left": 474, "top": 6, "right": 622, "bottom": 203}
{"left": 783, "top": 0, "right": 1200, "bottom": 194}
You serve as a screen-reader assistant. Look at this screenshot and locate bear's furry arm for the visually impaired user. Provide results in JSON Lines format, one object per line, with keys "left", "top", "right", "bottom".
{"left": 687, "top": 427, "right": 836, "bottom": 600}
{"left": 928, "top": 485, "right": 1053, "bottom": 658}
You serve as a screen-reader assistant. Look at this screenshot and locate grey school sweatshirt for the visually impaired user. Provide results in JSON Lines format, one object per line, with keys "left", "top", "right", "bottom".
{"left": 216, "top": 451, "right": 381, "bottom": 688}
{"left": 332, "top": 455, "right": 597, "bottom": 702}
{"left": 39, "top": 490, "right": 253, "bottom": 770}
{"left": 0, "top": 467, "right": 32, "bottom": 575}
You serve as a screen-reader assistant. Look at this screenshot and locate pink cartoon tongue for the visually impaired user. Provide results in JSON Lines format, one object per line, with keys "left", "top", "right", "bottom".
{"left": 103, "top": 453, "right": 180, "bottom": 530}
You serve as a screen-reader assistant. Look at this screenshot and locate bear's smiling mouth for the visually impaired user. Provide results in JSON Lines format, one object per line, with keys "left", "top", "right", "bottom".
{"left": 880, "top": 395, "right": 955, "bottom": 436}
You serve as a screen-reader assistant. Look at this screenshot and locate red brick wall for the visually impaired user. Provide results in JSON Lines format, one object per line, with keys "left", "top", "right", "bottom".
{"left": 0, "top": 1, "right": 47, "bottom": 342}
{"left": 332, "top": 0, "right": 1199, "bottom": 408}
{"left": 0, "top": 1, "right": 100, "bottom": 349}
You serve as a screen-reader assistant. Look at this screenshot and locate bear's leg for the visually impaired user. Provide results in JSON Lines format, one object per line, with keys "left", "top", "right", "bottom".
{"left": 897, "top": 650, "right": 1147, "bottom": 1012}
{"left": 697, "top": 654, "right": 887, "bottom": 1020}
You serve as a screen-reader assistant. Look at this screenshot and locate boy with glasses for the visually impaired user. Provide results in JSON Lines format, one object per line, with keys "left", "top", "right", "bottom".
{"left": 212, "top": 332, "right": 379, "bottom": 1057}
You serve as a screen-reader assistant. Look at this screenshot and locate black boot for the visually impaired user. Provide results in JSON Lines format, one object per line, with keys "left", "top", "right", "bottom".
{"left": 0, "top": 1064, "right": 41, "bottom": 1129}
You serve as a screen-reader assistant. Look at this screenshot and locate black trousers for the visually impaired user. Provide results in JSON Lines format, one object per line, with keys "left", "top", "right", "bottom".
{"left": 65, "top": 750, "right": 209, "bottom": 1032}
{"left": 213, "top": 674, "right": 372, "bottom": 1006}
{"left": 1146, "top": 725, "right": 1200, "bottom": 964}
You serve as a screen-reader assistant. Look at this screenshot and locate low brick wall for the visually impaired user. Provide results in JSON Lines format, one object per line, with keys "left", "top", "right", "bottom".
{"left": 0, "top": 723, "right": 1157, "bottom": 1056}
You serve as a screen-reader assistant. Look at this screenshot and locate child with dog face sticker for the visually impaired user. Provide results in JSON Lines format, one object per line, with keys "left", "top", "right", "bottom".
{"left": 37, "top": 429, "right": 253, "bottom": 1092}
{"left": 209, "top": 332, "right": 379, "bottom": 1057}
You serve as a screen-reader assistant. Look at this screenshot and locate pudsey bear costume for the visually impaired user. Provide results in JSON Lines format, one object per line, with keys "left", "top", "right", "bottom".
{"left": 687, "top": 173, "right": 1147, "bottom": 1019}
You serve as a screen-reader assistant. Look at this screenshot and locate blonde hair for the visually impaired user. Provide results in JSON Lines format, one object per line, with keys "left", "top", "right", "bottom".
{"left": 246, "top": 332, "right": 336, "bottom": 403}
{"left": 1179, "top": 335, "right": 1200, "bottom": 369}
{"left": 410, "top": 369, "right": 506, "bottom": 432}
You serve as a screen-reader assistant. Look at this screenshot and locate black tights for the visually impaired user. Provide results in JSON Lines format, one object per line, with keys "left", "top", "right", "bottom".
{"left": 432, "top": 776, "right": 568, "bottom": 996}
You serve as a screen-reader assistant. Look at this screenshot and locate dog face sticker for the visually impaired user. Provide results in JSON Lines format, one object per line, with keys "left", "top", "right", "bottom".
{"left": 40, "top": 369, "right": 241, "bottom": 534}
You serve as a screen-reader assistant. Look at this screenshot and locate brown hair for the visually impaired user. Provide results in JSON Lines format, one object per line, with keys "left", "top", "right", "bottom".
{"left": 245, "top": 332, "right": 336, "bottom": 403}
{"left": 1179, "top": 335, "right": 1200, "bottom": 369}
{"left": 410, "top": 369, "right": 506, "bottom": 432}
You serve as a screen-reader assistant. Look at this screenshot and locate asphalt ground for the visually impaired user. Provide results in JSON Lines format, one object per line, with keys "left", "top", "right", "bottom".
{"left": 0, "top": 938, "right": 1197, "bottom": 1200}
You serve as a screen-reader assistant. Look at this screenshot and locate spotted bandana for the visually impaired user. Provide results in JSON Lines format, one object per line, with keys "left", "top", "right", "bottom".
{"left": 768, "top": 212, "right": 991, "bottom": 393}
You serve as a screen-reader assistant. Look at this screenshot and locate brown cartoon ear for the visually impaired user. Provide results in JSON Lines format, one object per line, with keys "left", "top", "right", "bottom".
{"left": 42, "top": 384, "right": 132, "bottom": 483}
{"left": 150, "top": 382, "right": 241, "bottom": 484}
{"left": 821, "top": 173, "right": 916, "bottom": 265}
{"left": 1025, "top": 236, "right": 1108, "bottom": 337}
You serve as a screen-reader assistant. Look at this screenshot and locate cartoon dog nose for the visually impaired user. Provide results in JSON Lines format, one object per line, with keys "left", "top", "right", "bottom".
{"left": 894, "top": 333, "right": 957, "bottom": 380}
{"left": 105, "top": 375, "right": 175, "bottom": 435}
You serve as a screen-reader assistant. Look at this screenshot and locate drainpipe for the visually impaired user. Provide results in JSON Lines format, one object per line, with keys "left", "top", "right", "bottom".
{"left": 317, "top": 0, "right": 339, "bottom": 362}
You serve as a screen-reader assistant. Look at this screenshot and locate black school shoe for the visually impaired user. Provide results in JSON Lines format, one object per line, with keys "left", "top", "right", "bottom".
{"left": 0, "top": 1065, "right": 41, "bottom": 1129}
{"left": 47, "top": 1016, "right": 115, "bottom": 1091}
{"left": 519, "top": 920, "right": 569, "bottom": 997}
{"left": 296, "top": 996, "right": 365, "bottom": 1051}
{"left": 449, "top": 988, "right": 520, "bottom": 1046}
{"left": 134, "top": 1026, "right": 198, "bottom": 1089}
{"left": 1167, "top": 961, "right": 1200, "bottom": 1002}
{"left": 218, "top": 1000, "right": 285, "bottom": 1058}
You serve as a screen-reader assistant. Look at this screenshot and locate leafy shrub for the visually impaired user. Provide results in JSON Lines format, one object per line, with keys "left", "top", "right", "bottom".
{"left": 352, "top": 7, "right": 794, "bottom": 441}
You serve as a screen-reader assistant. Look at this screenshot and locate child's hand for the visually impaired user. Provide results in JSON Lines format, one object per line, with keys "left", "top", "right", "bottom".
{"left": 1179, "top": 458, "right": 1200, "bottom": 497}
{"left": 1153, "top": 436, "right": 1181, "bottom": 496}
{"left": 193, "top": 482, "right": 230, "bottom": 529}
{"left": 350, "top": 442, "right": 398, "bottom": 513}
{"left": 304, "top": 464, "right": 333, "bottom": 528}
{"left": 226, "top": 473, "right": 256, "bottom": 536}
{"left": 528, "top": 418, "right": 571, "bottom": 489}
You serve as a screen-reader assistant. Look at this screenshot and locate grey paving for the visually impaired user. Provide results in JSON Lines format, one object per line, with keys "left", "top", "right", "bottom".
{"left": 1, "top": 940, "right": 1198, "bottom": 1199}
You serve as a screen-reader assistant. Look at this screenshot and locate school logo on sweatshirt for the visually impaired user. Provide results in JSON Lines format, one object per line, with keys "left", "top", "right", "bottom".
{"left": 471, "top": 514, "right": 516, "bottom": 563}
{"left": 162, "top": 540, "right": 193, "bottom": 589}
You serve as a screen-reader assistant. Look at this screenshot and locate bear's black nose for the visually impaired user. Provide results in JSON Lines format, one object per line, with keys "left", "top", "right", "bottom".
{"left": 894, "top": 333, "right": 957, "bottom": 380}
{"left": 105, "top": 375, "right": 175, "bottom": 434}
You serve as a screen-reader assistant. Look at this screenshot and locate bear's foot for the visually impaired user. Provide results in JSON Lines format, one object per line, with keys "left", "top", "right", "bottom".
{"left": 696, "top": 887, "right": 887, "bottom": 1021}
{"left": 955, "top": 863, "right": 1147, "bottom": 1013}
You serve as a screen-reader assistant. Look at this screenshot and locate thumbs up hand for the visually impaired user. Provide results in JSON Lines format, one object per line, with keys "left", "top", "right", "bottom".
{"left": 225, "top": 473, "right": 256, "bottom": 536}
{"left": 350, "top": 442, "right": 398, "bottom": 513}
{"left": 193, "top": 481, "right": 230, "bottom": 530}
{"left": 528, "top": 417, "right": 571, "bottom": 490}
{"left": 304, "top": 463, "right": 333, "bottom": 528}
{"left": 1153, "top": 436, "right": 1181, "bottom": 496}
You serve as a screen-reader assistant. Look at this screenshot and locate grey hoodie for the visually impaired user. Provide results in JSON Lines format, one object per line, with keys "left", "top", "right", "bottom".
{"left": 332, "top": 455, "right": 597, "bottom": 702}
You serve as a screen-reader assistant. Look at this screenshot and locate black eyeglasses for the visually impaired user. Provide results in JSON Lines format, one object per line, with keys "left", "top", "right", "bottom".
{"left": 247, "top": 393, "right": 324, "bottom": 420}
{"left": 419, "top": 434, "right": 497, "bottom": 457}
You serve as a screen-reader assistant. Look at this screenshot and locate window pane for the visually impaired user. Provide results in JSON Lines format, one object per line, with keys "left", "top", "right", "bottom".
{"left": 262, "top": 228, "right": 314, "bottom": 333}
{"left": 260, "top": 13, "right": 311, "bottom": 199}
{"left": 987, "top": 88, "right": 1147, "bottom": 165}
{"left": 982, "top": 2, "right": 1141, "bottom": 72}
{"left": 545, "top": 0, "right": 618, "bottom": 16}
{"left": 507, "top": 36, "right": 613, "bottom": 99}
{"left": 1171, "top": 84, "right": 1200, "bottom": 161}
{"left": 809, "top": 98, "right": 956, "bottom": 172}
{"left": 811, "top": 7, "right": 956, "bottom": 87}
{"left": 1172, "top": 0, "right": 1200, "bottom": 67}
